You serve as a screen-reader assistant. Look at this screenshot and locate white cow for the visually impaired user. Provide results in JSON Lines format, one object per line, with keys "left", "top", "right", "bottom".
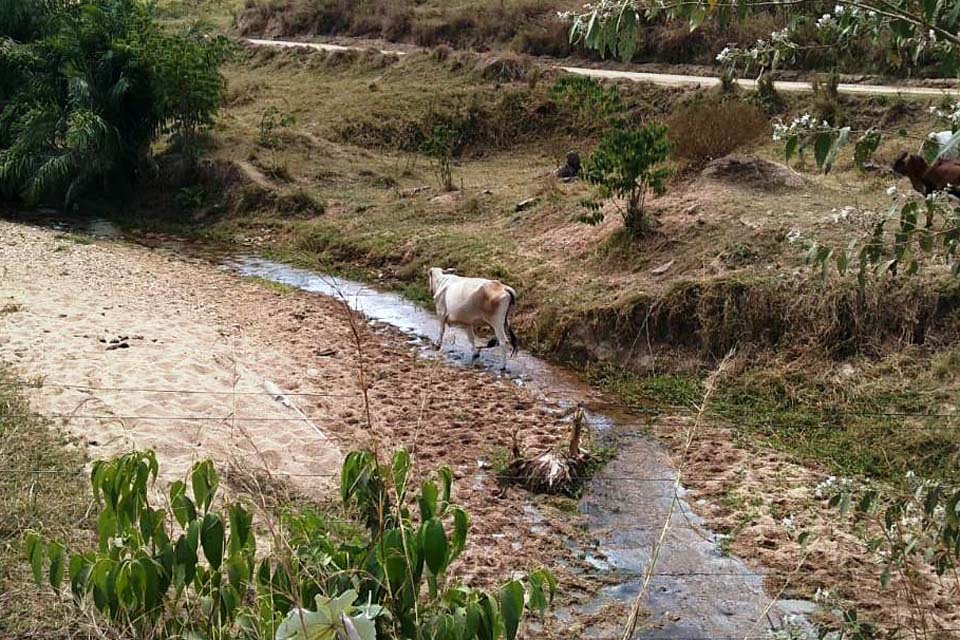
{"left": 428, "top": 267, "right": 518, "bottom": 370}
{"left": 925, "top": 130, "right": 959, "bottom": 160}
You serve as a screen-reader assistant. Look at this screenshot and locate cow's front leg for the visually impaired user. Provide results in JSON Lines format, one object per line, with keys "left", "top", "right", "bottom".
{"left": 436, "top": 316, "right": 447, "bottom": 350}
{"left": 465, "top": 326, "right": 480, "bottom": 360}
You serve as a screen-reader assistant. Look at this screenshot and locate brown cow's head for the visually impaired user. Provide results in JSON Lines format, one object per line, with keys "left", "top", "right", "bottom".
{"left": 892, "top": 151, "right": 909, "bottom": 175}
{"left": 892, "top": 152, "right": 928, "bottom": 178}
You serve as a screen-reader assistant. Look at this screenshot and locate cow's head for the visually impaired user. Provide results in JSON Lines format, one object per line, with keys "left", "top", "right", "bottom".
{"left": 428, "top": 267, "right": 457, "bottom": 293}
{"left": 427, "top": 267, "right": 443, "bottom": 294}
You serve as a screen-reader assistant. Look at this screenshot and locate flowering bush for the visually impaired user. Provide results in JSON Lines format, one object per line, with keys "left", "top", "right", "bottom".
{"left": 929, "top": 102, "right": 960, "bottom": 130}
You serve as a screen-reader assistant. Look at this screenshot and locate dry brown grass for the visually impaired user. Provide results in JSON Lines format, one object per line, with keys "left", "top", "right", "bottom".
{"left": 668, "top": 99, "right": 769, "bottom": 167}
{"left": 0, "top": 369, "right": 92, "bottom": 637}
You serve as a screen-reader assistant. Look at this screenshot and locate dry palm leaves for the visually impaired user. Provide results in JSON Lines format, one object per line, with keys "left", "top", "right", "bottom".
{"left": 500, "top": 407, "right": 594, "bottom": 496}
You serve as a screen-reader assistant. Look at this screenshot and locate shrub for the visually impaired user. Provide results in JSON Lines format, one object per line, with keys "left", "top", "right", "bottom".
{"left": 0, "top": 0, "right": 229, "bottom": 208}
{"left": 511, "top": 19, "right": 571, "bottom": 57}
{"left": 581, "top": 122, "right": 673, "bottom": 236}
{"left": 258, "top": 105, "right": 296, "bottom": 147}
{"left": 668, "top": 100, "right": 768, "bottom": 166}
{"left": 812, "top": 71, "right": 844, "bottom": 126}
{"left": 24, "top": 449, "right": 556, "bottom": 639}
{"left": 422, "top": 124, "right": 458, "bottom": 191}
{"left": 753, "top": 73, "right": 787, "bottom": 114}
{"left": 549, "top": 76, "right": 624, "bottom": 132}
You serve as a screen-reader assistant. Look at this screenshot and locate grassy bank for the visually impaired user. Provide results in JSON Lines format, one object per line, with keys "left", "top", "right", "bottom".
{"left": 0, "top": 368, "right": 91, "bottom": 637}
{"left": 586, "top": 345, "right": 960, "bottom": 486}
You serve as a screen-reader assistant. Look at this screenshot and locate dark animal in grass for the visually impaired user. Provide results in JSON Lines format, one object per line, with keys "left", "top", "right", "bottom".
{"left": 892, "top": 151, "right": 960, "bottom": 198}
{"left": 555, "top": 151, "right": 581, "bottom": 181}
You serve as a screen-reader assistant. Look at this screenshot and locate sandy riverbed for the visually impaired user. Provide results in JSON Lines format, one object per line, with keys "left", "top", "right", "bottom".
{"left": 0, "top": 221, "right": 581, "bottom": 593}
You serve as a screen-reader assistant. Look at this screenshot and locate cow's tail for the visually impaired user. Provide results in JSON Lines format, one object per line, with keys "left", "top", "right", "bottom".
{"left": 485, "top": 288, "right": 519, "bottom": 356}
{"left": 504, "top": 287, "right": 518, "bottom": 356}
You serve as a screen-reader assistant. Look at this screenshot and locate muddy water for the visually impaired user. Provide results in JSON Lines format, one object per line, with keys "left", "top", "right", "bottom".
{"left": 12, "top": 214, "right": 812, "bottom": 638}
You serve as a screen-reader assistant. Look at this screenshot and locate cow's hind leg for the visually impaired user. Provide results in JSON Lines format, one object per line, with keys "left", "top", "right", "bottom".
{"left": 491, "top": 320, "right": 509, "bottom": 371}
{"left": 466, "top": 326, "right": 480, "bottom": 360}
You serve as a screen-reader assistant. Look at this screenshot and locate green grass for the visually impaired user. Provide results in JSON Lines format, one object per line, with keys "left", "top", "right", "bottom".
{"left": 584, "top": 364, "right": 704, "bottom": 414}
{"left": 242, "top": 275, "right": 297, "bottom": 294}
{"left": 583, "top": 358, "right": 960, "bottom": 487}
{"left": 710, "top": 369, "right": 960, "bottom": 486}
{"left": 0, "top": 368, "right": 91, "bottom": 637}
{"left": 53, "top": 233, "right": 93, "bottom": 245}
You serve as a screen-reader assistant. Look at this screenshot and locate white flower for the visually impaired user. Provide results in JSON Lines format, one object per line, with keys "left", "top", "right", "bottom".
{"left": 814, "top": 587, "right": 834, "bottom": 605}
{"left": 816, "top": 13, "right": 836, "bottom": 29}
{"left": 929, "top": 29, "right": 937, "bottom": 42}
{"left": 780, "top": 516, "right": 796, "bottom": 532}
{"left": 716, "top": 46, "right": 732, "bottom": 63}
{"left": 886, "top": 185, "right": 898, "bottom": 196}
{"left": 786, "top": 228, "right": 802, "bottom": 243}
{"left": 770, "top": 28, "right": 792, "bottom": 45}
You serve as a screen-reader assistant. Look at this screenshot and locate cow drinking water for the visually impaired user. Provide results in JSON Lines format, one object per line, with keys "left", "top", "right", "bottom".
{"left": 428, "top": 267, "right": 518, "bottom": 370}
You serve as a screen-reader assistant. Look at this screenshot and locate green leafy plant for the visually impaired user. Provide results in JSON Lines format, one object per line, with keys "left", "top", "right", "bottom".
{"left": 800, "top": 191, "right": 960, "bottom": 301}
{"left": 175, "top": 185, "right": 207, "bottom": 210}
{"left": 24, "top": 452, "right": 263, "bottom": 638}
{"left": 338, "top": 449, "right": 556, "bottom": 639}
{"left": 0, "top": 0, "right": 229, "bottom": 208}
{"left": 549, "top": 75, "right": 624, "bottom": 130}
{"left": 813, "top": 472, "right": 960, "bottom": 637}
{"left": 258, "top": 106, "right": 297, "bottom": 148}
{"left": 24, "top": 448, "right": 556, "bottom": 639}
{"left": 421, "top": 125, "right": 458, "bottom": 191}
{"left": 581, "top": 122, "right": 673, "bottom": 236}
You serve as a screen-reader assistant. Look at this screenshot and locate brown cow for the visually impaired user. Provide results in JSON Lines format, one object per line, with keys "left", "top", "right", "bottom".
{"left": 892, "top": 151, "right": 960, "bottom": 197}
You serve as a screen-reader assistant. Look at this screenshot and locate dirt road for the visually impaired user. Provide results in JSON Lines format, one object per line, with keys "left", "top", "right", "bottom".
{"left": 245, "top": 37, "right": 960, "bottom": 98}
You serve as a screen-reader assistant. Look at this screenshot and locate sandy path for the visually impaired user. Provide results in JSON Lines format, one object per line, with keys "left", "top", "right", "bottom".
{"left": 245, "top": 37, "right": 960, "bottom": 98}
{"left": 0, "top": 225, "right": 342, "bottom": 493}
{"left": 0, "top": 222, "right": 580, "bottom": 591}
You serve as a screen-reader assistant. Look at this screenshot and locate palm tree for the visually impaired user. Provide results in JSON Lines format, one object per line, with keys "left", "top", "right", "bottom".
{"left": 0, "top": 0, "right": 225, "bottom": 209}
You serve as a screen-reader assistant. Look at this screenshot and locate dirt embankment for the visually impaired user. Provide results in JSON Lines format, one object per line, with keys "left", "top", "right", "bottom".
{"left": 0, "top": 222, "right": 589, "bottom": 606}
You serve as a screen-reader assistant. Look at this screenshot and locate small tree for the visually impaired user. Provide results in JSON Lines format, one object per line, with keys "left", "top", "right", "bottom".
{"left": 581, "top": 122, "right": 673, "bottom": 236}
{"left": 0, "top": 0, "right": 229, "bottom": 208}
{"left": 421, "top": 124, "right": 457, "bottom": 191}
